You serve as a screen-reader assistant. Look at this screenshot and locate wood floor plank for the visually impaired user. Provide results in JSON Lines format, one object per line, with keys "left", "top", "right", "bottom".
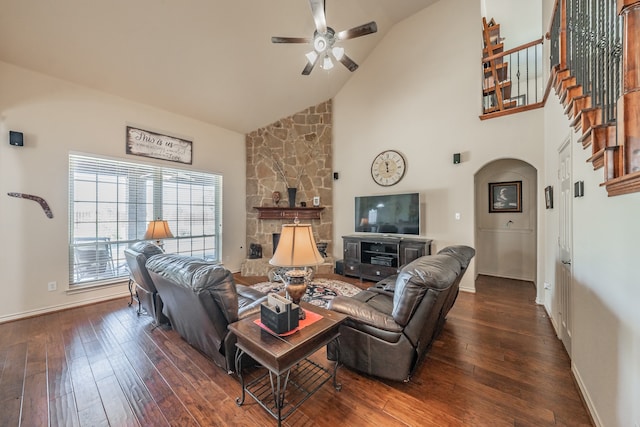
{"left": 47, "top": 328, "right": 75, "bottom": 400}
{"left": 95, "top": 374, "right": 139, "bottom": 427}
{"left": 0, "top": 394, "right": 22, "bottom": 427}
{"left": 0, "top": 342, "right": 27, "bottom": 403}
{"left": 49, "top": 392, "right": 80, "bottom": 427}
{"left": 67, "top": 351, "right": 109, "bottom": 426}
{"left": 0, "top": 273, "right": 593, "bottom": 426}
{"left": 20, "top": 339, "right": 49, "bottom": 427}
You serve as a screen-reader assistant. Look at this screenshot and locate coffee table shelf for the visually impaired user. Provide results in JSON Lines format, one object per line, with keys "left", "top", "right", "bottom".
{"left": 244, "top": 358, "right": 336, "bottom": 422}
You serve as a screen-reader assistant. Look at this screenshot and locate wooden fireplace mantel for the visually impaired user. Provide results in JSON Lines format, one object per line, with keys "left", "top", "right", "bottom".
{"left": 254, "top": 206, "right": 324, "bottom": 220}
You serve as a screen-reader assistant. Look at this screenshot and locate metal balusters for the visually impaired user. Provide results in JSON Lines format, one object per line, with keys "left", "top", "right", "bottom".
{"left": 481, "top": 40, "right": 543, "bottom": 114}
{"left": 557, "top": 0, "right": 621, "bottom": 124}
{"left": 597, "top": 0, "right": 605, "bottom": 119}
{"left": 609, "top": 4, "right": 622, "bottom": 123}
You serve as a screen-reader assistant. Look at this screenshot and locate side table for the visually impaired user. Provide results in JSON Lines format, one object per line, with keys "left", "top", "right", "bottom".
{"left": 229, "top": 302, "right": 347, "bottom": 426}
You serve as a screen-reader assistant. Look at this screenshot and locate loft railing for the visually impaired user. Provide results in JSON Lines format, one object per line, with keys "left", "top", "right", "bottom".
{"left": 481, "top": 38, "right": 545, "bottom": 118}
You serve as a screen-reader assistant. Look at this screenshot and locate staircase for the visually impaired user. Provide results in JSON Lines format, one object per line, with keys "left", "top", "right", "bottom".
{"left": 481, "top": 0, "right": 640, "bottom": 197}
{"left": 549, "top": 0, "right": 640, "bottom": 197}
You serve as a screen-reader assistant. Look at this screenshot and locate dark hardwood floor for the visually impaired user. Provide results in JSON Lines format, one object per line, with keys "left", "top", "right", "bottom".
{"left": 0, "top": 274, "right": 592, "bottom": 426}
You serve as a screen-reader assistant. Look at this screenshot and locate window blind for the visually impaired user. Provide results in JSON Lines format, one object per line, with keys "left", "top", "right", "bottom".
{"left": 68, "top": 154, "right": 222, "bottom": 286}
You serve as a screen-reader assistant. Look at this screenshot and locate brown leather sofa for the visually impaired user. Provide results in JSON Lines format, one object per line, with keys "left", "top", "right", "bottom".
{"left": 327, "top": 245, "right": 475, "bottom": 381}
{"left": 124, "top": 242, "right": 169, "bottom": 325}
{"left": 145, "top": 254, "right": 267, "bottom": 372}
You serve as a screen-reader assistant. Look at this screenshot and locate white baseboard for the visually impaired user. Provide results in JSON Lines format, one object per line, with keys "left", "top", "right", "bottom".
{"left": 459, "top": 284, "right": 476, "bottom": 293}
{"left": 544, "top": 305, "right": 560, "bottom": 337}
{"left": 572, "top": 362, "right": 603, "bottom": 427}
{"left": 0, "top": 290, "right": 129, "bottom": 324}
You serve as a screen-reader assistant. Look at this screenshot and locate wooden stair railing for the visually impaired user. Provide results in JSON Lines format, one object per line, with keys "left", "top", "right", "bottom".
{"left": 549, "top": 0, "right": 640, "bottom": 196}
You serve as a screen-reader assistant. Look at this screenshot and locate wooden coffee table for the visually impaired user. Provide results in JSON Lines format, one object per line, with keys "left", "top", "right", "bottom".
{"left": 229, "top": 302, "right": 347, "bottom": 426}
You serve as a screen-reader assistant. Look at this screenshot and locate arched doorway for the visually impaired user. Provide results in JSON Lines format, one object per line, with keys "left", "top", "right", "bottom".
{"left": 474, "top": 159, "right": 537, "bottom": 283}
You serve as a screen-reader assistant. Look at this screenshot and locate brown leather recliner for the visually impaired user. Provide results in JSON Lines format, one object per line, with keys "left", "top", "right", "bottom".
{"left": 145, "top": 254, "right": 267, "bottom": 372}
{"left": 327, "top": 245, "right": 475, "bottom": 382}
{"left": 124, "top": 241, "right": 169, "bottom": 325}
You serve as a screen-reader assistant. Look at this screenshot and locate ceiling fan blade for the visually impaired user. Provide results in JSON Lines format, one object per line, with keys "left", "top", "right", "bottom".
{"left": 338, "top": 53, "right": 359, "bottom": 72}
{"left": 336, "top": 21, "right": 378, "bottom": 41}
{"left": 271, "top": 36, "right": 311, "bottom": 44}
{"left": 309, "top": 0, "right": 327, "bottom": 34}
{"left": 302, "top": 59, "right": 318, "bottom": 76}
{"left": 302, "top": 51, "right": 320, "bottom": 76}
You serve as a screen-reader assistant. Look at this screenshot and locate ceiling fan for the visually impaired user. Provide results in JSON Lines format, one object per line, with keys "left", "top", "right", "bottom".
{"left": 271, "top": 0, "right": 378, "bottom": 75}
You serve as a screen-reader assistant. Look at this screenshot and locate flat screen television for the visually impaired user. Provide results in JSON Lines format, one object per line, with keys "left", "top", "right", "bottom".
{"left": 354, "top": 192, "right": 420, "bottom": 235}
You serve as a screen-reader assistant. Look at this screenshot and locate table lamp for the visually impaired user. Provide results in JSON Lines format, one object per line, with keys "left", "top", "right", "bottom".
{"left": 144, "top": 219, "right": 174, "bottom": 249}
{"left": 269, "top": 220, "right": 324, "bottom": 319}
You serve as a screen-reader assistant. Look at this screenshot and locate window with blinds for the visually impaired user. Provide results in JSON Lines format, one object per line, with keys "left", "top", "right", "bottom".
{"left": 68, "top": 154, "right": 222, "bottom": 287}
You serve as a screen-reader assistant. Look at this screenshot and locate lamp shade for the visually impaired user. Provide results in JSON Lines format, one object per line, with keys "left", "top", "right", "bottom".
{"left": 144, "top": 219, "right": 174, "bottom": 240}
{"left": 269, "top": 223, "right": 324, "bottom": 267}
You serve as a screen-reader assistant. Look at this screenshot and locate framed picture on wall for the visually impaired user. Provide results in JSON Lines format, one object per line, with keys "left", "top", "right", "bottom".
{"left": 489, "top": 181, "right": 522, "bottom": 213}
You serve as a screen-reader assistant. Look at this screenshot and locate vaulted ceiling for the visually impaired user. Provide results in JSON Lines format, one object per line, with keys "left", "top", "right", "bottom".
{"left": 0, "top": 0, "right": 439, "bottom": 134}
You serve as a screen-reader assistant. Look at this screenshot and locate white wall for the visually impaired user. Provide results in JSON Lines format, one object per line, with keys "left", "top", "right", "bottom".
{"left": 539, "top": 0, "right": 640, "bottom": 424}
{"left": 483, "top": 0, "right": 543, "bottom": 48}
{"left": 332, "top": 0, "right": 545, "bottom": 293}
{"left": 0, "top": 61, "right": 247, "bottom": 322}
{"left": 544, "top": 92, "right": 640, "bottom": 426}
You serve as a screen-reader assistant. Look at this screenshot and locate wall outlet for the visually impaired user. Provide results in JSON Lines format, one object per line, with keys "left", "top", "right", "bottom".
{"left": 455, "top": 212, "right": 461, "bottom": 220}
{"left": 47, "top": 281, "right": 57, "bottom": 291}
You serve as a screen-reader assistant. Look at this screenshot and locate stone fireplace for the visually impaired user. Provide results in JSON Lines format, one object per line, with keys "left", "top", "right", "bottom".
{"left": 241, "top": 100, "right": 334, "bottom": 276}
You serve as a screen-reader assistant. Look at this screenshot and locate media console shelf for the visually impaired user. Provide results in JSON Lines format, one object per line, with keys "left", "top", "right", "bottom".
{"left": 342, "top": 235, "right": 432, "bottom": 281}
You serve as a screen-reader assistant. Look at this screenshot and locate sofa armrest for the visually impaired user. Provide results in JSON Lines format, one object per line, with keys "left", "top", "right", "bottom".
{"left": 328, "top": 296, "right": 402, "bottom": 332}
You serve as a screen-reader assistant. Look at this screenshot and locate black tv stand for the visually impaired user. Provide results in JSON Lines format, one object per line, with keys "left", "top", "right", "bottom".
{"left": 342, "top": 235, "right": 432, "bottom": 281}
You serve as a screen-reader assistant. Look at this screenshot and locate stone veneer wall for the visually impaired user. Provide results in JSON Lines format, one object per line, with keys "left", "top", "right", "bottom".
{"left": 244, "top": 100, "right": 333, "bottom": 273}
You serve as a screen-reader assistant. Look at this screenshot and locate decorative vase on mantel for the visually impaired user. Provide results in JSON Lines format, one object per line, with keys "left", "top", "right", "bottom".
{"left": 287, "top": 187, "right": 297, "bottom": 208}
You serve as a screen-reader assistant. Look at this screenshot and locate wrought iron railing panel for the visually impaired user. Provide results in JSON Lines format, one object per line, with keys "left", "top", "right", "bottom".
{"left": 552, "top": 0, "right": 622, "bottom": 124}
{"left": 481, "top": 40, "right": 544, "bottom": 114}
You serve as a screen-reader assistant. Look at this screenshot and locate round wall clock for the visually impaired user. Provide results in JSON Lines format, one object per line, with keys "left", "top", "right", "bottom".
{"left": 371, "top": 150, "right": 407, "bottom": 186}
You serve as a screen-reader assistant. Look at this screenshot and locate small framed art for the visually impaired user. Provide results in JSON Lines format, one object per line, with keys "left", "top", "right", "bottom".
{"left": 489, "top": 181, "right": 522, "bottom": 213}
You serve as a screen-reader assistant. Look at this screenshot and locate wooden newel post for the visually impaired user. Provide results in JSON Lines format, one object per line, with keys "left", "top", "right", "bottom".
{"left": 617, "top": 0, "right": 640, "bottom": 176}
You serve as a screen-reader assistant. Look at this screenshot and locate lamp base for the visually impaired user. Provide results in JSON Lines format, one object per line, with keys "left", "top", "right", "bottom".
{"left": 284, "top": 269, "right": 308, "bottom": 319}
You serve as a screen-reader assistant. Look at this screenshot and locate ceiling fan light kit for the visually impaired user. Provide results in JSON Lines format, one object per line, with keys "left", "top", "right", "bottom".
{"left": 271, "top": 0, "right": 377, "bottom": 75}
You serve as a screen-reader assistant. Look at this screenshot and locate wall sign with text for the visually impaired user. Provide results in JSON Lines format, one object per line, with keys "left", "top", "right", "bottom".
{"left": 126, "top": 126, "right": 192, "bottom": 164}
